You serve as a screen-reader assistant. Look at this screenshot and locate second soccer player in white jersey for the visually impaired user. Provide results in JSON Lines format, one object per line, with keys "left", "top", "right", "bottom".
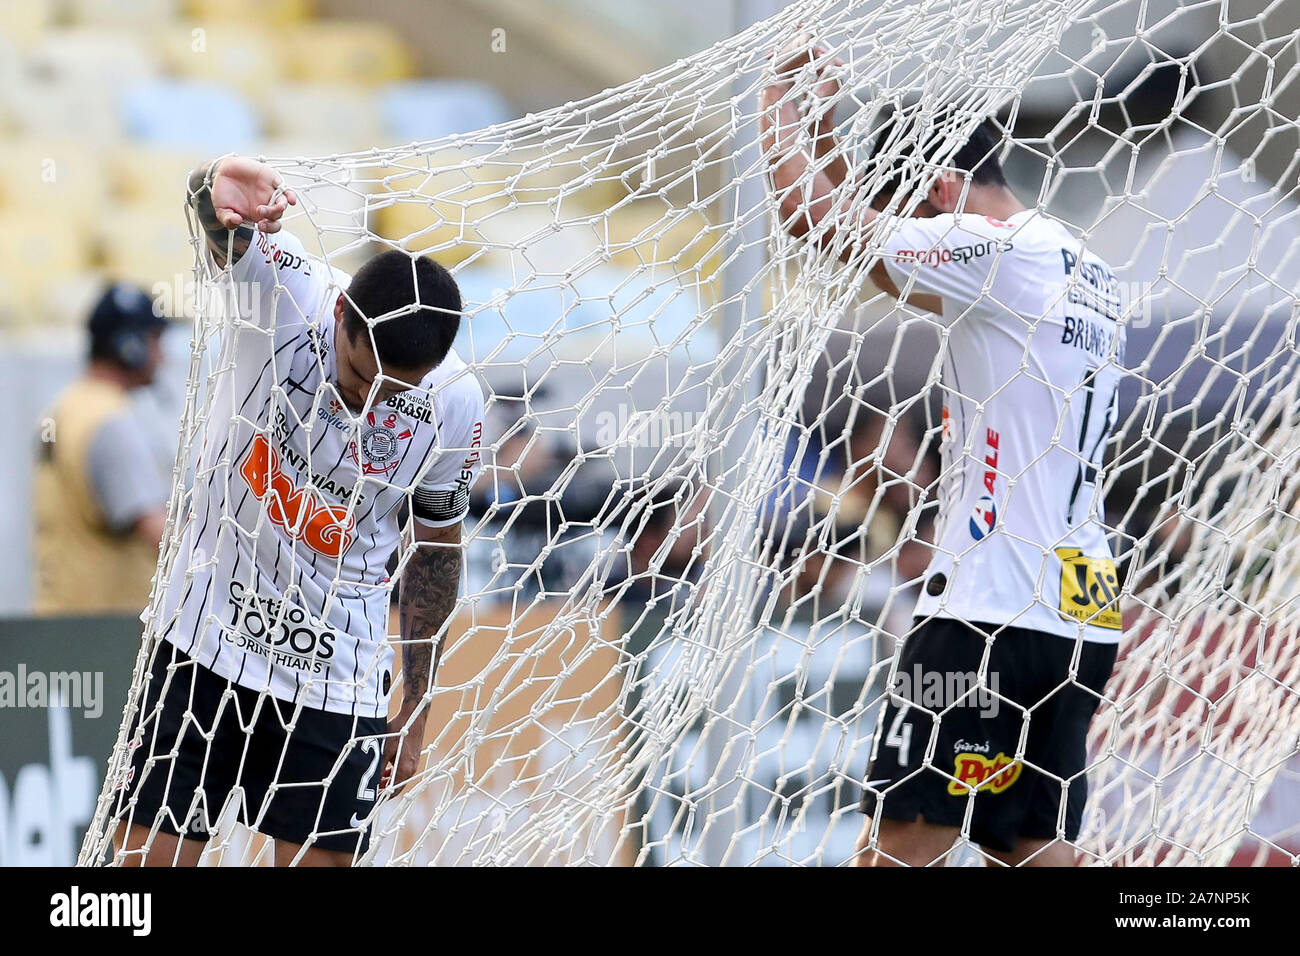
{"left": 115, "top": 157, "right": 485, "bottom": 866}
{"left": 762, "top": 46, "right": 1125, "bottom": 866}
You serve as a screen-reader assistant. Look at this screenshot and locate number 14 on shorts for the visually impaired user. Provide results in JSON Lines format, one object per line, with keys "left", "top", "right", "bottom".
{"left": 1056, "top": 548, "right": 1122, "bottom": 630}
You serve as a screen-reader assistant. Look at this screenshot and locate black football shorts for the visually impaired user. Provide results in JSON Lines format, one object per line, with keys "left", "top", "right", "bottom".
{"left": 118, "top": 644, "right": 388, "bottom": 856}
{"left": 859, "top": 616, "right": 1117, "bottom": 854}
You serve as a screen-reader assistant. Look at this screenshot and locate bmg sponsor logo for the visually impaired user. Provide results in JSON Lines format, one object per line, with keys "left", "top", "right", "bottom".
{"left": 239, "top": 433, "right": 357, "bottom": 557}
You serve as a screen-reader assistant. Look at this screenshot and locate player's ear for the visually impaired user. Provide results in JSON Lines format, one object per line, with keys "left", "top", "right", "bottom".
{"left": 334, "top": 294, "right": 347, "bottom": 335}
{"left": 930, "top": 171, "right": 963, "bottom": 213}
{"left": 927, "top": 172, "right": 947, "bottom": 212}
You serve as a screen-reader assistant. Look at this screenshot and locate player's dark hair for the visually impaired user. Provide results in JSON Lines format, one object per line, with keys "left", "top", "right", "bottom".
{"left": 343, "top": 251, "right": 461, "bottom": 372}
{"left": 866, "top": 113, "right": 1008, "bottom": 209}
{"left": 949, "top": 122, "right": 1008, "bottom": 187}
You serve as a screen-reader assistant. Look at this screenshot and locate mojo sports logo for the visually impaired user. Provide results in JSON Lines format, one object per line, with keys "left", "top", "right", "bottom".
{"left": 239, "top": 434, "right": 355, "bottom": 557}
{"left": 896, "top": 237, "right": 1013, "bottom": 268}
{"left": 947, "top": 751, "right": 1022, "bottom": 795}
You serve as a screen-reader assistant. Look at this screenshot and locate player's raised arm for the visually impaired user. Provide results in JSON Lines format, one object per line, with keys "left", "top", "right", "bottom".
{"left": 185, "top": 156, "right": 298, "bottom": 270}
{"left": 759, "top": 40, "right": 868, "bottom": 247}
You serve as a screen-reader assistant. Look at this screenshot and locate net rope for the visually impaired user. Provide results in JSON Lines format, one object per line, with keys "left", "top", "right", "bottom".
{"left": 82, "top": 0, "right": 1300, "bottom": 866}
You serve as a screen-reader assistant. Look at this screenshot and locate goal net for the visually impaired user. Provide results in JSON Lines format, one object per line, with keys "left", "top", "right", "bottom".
{"left": 82, "top": 0, "right": 1300, "bottom": 866}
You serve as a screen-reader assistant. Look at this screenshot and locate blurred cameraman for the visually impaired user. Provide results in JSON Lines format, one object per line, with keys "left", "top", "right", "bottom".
{"left": 32, "top": 284, "right": 171, "bottom": 616}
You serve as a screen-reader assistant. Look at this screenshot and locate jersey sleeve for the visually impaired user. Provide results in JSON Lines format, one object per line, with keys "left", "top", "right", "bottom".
{"left": 411, "top": 377, "right": 486, "bottom": 529}
{"left": 213, "top": 225, "right": 330, "bottom": 333}
{"left": 877, "top": 213, "right": 1018, "bottom": 314}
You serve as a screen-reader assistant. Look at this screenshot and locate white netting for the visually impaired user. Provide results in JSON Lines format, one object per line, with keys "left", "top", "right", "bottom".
{"left": 83, "top": 0, "right": 1300, "bottom": 866}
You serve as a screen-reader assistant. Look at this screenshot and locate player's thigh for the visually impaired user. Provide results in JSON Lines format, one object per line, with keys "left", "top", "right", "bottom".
{"left": 1019, "top": 639, "right": 1119, "bottom": 831}
{"left": 273, "top": 840, "right": 355, "bottom": 868}
{"left": 117, "top": 822, "right": 205, "bottom": 867}
{"left": 979, "top": 633, "right": 1115, "bottom": 860}
{"left": 982, "top": 838, "right": 1075, "bottom": 868}
{"left": 854, "top": 815, "right": 961, "bottom": 867}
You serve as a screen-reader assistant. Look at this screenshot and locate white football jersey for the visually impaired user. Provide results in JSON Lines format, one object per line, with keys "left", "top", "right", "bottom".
{"left": 153, "top": 226, "right": 485, "bottom": 716}
{"left": 879, "top": 208, "right": 1126, "bottom": 643}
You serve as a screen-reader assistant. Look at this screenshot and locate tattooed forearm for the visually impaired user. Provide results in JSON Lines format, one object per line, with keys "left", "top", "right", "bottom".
{"left": 186, "top": 162, "right": 253, "bottom": 269}
{"left": 398, "top": 539, "right": 463, "bottom": 704}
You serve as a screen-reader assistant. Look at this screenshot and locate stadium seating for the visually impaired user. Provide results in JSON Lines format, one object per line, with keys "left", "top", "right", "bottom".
{"left": 153, "top": 24, "right": 284, "bottom": 97}
{"left": 0, "top": 139, "right": 110, "bottom": 216}
{"left": 97, "top": 200, "right": 197, "bottom": 291}
{"left": 66, "top": 0, "right": 182, "bottom": 27}
{"left": 0, "top": 211, "right": 97, "bottom": 327}
{"left": 2, "top": 27, "right": 161, "bottom": 142}
{"left": 0, "top": 0, "right": 58, "bottom": 48}
{"left": 106, "top": 145, "right": 206, "bottom": 204}
{"left": 119, "top": 78, "right": 261, "bottom": 152}
{"left": 280, "top": 22, "right": 415, "bottom": 86}
{"left": 454, "top": 266, "right": 612, "bottom": 363}
{"left": 378, "top": 80, "right": 513, "bottom": 143}
{"left": 261, "top": 83, "right": 386, "bottom": 149}
{"left": 186, "top": 0, "right": 316, "bottom": 25}
{"left": 0, "top": 0, "right": 708, "bottom": 344}
{"left": 29, "top": 28, "right": 161, "bottom": 89}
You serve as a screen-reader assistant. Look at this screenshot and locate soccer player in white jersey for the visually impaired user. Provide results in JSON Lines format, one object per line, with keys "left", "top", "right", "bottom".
{"left": 762, "top": 46, "right": 1125, "bottom": 866}
{"left": 115, "top": 156, "right": 485, "bottom": 866}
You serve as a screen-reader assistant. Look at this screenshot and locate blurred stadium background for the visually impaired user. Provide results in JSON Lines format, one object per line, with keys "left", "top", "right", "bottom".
{"left": 2, "top": 0, "right": 1299, "bottom": 865}
{"left": 0, "top": 0, "right": 734, "bottom": 616}
{"left": 0, "top": 0, "right": 751, "bottom": 868}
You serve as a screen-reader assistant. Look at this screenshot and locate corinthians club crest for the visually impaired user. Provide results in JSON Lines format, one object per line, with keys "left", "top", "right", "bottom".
{"left": 352, "top": 410, "right": 412, "bottom": 476}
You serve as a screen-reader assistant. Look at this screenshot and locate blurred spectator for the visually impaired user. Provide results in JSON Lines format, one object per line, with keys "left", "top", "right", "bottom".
{"left": 844, "top": 406, "right": 937, "bottom": 522}
{"left": 32, "top": 284, "right": 171, "bottom": 616}
{"left": 469, "top": 405, "right": 614, "bottom": 603}
{"left": 605, "top": 475, "right": 711, "bottom": 720}
{"left": 771, "top": 409, "right": 937, "bottom": 616}
{"left": 878, "top": 511, "right": 938, "bottom": 643}
{"left": 610, "top": 477, "right": 710, "bottom": 609}
{"left": 1130, "top": 508, "right": 1197, "bottom": 599}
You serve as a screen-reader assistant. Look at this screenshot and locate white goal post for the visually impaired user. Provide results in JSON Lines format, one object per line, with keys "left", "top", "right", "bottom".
{"left": 82, "top": 0, "right": 1300, "bottom": 866}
